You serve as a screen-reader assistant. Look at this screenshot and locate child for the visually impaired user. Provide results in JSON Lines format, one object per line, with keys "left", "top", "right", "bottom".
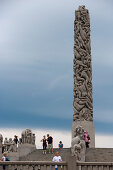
{"left": 58, "top": 141, "right": 63, "bottom": 149}
{"left": 0, "top": 152, "right": 10, "bottom": 170}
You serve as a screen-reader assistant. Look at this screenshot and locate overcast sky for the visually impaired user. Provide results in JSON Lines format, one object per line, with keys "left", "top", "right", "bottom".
{"left": 0, "top": 0, "right": 113, "bottom": 134}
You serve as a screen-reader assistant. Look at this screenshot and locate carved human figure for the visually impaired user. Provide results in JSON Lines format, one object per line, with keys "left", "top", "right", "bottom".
{"left": 73, "top": 5, "right": 93, "bottom": 121}
{"left": 21, "top": 129, "right": 35, "bottom": 145}
{"left": 71, "top": 126, "right": 85, "bottom": 161}
{"left": 0, "top": 134, "right": 3, "bottom": 148}
{"left": 32, "top": 134, "right": 36, "bottom": 145}
{"left": 8, "top": 138, "right": 16, "bottom": 152}
{"left": 4, "top": 137, "right": 9, "bottom": 151}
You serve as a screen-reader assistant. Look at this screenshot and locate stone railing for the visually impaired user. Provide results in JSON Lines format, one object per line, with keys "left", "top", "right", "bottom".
{"left": 77, "top": 161, "right": 113, "bottom": 170}
{"left": 0, "top": 161, "right": 67, "bottom": 170}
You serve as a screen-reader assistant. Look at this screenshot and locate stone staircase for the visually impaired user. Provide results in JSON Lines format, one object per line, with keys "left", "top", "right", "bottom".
{"left": 19, "top": 148, "right": 113, "bottom": 162}
{"left": 86, "top": 148, "right": 113, "bottom": 162}
{"left": 19, "top": 148, "right": 71, "bottom": 161}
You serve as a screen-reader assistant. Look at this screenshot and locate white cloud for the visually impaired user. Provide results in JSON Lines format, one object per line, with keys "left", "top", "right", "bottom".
{"left": 95, "top": 134, "right": 113, "bottom": 148}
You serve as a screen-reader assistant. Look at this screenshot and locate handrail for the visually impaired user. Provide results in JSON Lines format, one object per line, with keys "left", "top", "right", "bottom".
{"left": 0, "top": 161, "right": 67, "bottom": 165}
{"left": 77, "top": 161, "right": 113, "bottom": 166}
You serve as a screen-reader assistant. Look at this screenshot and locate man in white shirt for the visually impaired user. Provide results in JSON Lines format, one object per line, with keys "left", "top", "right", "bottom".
{"left": 52, "top": 151, "right": 62, "bottom": 170}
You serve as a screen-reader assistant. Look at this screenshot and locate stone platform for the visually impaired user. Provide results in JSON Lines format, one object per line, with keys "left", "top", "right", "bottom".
{"left": 19, "top": 148, "right": 71, "bottom": 161}
{"left": 86, "top": 148, "right": 113, "bottom": 162}
{"left": 19, "top": 148, "right": 113, "bottom": 162}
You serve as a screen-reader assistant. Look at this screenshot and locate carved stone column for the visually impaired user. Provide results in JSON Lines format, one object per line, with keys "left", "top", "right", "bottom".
{"left": 72, "top": 6, "right": 95, "bottom": 147}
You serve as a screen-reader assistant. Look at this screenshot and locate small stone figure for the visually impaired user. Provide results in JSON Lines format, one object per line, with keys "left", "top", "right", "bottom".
{"left": 32, "top": 134, "right": 36, "bottom": 145}
{"left": 0, "top": 134, "right": 3, "bottom": 148}
{"left": 4, "top": 138, "right": 9, "bottom": 151}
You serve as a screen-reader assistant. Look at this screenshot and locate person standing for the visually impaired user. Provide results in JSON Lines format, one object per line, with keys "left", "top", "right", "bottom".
{"left": 0, "top": 152, "right": 10, "bottom": 170}
{"left": 47, "top": 134, "right": 53, "bottom": 153}
{"left": 40, "top": 136, "right": 47, "bottom": 154}
{"left": 52, "top": 151, "right": 62, "bottom": 170}
{"left": 13, "top": 135, "right": 18, "bottom": 152}
{"left": 84, "top": 131, "right": 89, "bottom": 148}
{"left": 13, "top": 135, "right": 18, "bottom": 145}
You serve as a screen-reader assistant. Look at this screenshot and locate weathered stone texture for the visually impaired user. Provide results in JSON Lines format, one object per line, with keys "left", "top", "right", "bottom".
{"left": 73, "top": 5, "right": 93, "bottom": 121}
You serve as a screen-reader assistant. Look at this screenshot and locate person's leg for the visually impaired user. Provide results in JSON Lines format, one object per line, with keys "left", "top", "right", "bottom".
{"left": 43, "top": 144, "right": 44, "bottom": 154}
{"left": 45, "top": 145, "right": 46, "bottom": 154}
{"left": 48, "top": 145, "right": 50, "bottom": 153}
{"left": 3, "top": 165, "right": 5, "bottom": 170}
{"left": 86, "top": 142, "right": 89, "bottom": 148}
{"left": 51, "top": 144, "right": 53, "bottom": 153}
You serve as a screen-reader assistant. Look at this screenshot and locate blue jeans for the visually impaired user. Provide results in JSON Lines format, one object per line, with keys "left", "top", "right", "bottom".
{"left": 55, "top": 168, "right": 62, "bottom": 170}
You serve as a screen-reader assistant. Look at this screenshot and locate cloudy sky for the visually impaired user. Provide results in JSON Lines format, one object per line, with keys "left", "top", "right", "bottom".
{"left": 0, "top": 0, "right": 113, "bottom": 136}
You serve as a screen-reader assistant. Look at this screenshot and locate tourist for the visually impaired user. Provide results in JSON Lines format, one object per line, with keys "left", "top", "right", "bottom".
{"left": 13, "top": 135, "right": 18, "bottom": 145}
{"left": 58, "top": 141, "right": 63, "bottom": 149}
{"left": 2, "top": 144, "right": 4, "bottom": 154}
{"left": 84, "top": 131, "right": 89, "bottom": 148}
{"left": 13, "top": 135, "right": 18, "bottom": 152}
{"left": 47, "top": 134, "right": 53, "bottom": 153}
{"left": 0, "top": 152, "right": 10, "bottom": 170}
{"left": 87, "top": 134, "right": 90, "bottom": 147}
{"left": 40, "top": 135, "right": 47, "bottom": 154}
{"left": 52, "top": 151, "right": 62, "bottom": 170}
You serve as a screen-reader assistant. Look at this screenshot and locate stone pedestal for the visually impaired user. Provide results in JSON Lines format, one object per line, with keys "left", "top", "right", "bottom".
{"left": 0, "top": 148, "right": 2, "bottom": 158}
{"left": 18, "top": 144, "right": 36, "bottom": 158}
{"left": 72, "top": 120, "right": 95, "bottom": 147}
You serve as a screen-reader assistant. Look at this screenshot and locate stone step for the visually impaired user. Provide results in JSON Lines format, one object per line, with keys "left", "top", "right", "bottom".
{"left": 19, "top": 148, "right": 71, "bottom": 161}
{"left": 86, "top": 148, "right": 113, "bottom": 162}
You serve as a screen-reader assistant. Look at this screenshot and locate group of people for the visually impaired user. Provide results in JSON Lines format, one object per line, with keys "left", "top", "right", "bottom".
{"left": 84, "top": 131, "right": 90, "bottom": 148}
{"left": 40, "top": 134, "right": 63, "bottom": 154}
{"left": 2, "top": 135, "right": 18, "bottom": 153}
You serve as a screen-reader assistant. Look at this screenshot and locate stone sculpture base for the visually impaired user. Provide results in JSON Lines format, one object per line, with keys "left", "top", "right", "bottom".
{"left": 18, "top": 144, "right": 36, "bottom": 158}
{"left": 72, "top": 121, "right": 95, "bottom": 148}
{"left": 0, "top": 148, "right": 2, "bottom": 158}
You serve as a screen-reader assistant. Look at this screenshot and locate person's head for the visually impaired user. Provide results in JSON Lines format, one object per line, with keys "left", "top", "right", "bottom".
{"left": 59, "top": 141, "right": 62, "bottom": 144}
{"left": 55, "top": 151, "right": 59, "bottom": 157}
{"left": 3, "top": 152, "right": 8, "bottom": 157}
{"left": 43, "top": 135, "right": 46, "bottom": 139}
{"left": 14, "top": 135, "right": 17, "bottom": 138}
{"left": 47, "top": 134, "right": 49, "bottom": 137}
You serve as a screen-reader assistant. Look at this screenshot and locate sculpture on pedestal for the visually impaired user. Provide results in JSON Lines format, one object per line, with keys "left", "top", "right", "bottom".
{"left": 21, "top": 129, "right": 36, "bottom": 145}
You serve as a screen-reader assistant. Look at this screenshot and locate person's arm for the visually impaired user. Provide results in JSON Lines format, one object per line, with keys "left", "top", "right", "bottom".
{"left": 59, "top": 156, "right": 62, "bottom": 162}
{"left": 0, "top": 158, "right": 3, "bottom": 161}
{"left": 52, "top": 157, "right": 55, "bottom": 162}
{"left": 40, "top": 139, "right": 43, "bottom": 142}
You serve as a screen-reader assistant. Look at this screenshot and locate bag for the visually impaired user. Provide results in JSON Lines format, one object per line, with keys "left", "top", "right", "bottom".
{"left": 6, "top": 157, "right": 10, "bottom": 161}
